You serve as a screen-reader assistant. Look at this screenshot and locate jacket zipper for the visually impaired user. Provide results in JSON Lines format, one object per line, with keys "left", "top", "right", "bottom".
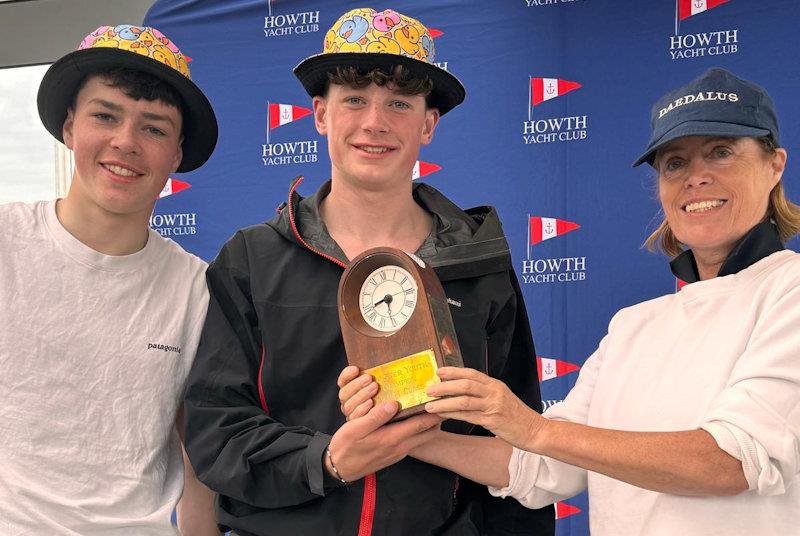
{"left": 286, "top": 177, "right": 376, "bottom": 536}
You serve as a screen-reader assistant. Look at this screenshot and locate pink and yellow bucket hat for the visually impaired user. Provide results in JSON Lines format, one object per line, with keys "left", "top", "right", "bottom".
{"left": 37, "top": 24, "right": 217, "bottom": 172}
{"left": 294, "top": 8, "right": 465, "bottom": 115}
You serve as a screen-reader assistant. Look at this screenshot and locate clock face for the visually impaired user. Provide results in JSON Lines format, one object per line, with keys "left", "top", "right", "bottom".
{"left": 359, "top": 264, "right": 418, "bottom": 332}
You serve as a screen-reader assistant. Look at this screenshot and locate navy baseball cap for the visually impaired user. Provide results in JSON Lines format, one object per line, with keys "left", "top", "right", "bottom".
{"left": 633, "top": 68, "right": 780, "bottom": 167}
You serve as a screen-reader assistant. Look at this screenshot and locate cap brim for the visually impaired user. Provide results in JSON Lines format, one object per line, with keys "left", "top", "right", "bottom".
{"left": 293, "top": 52, "right": 465, "bottom": 115}
{"left": 632, "top": 120, "right": 771, "bottom": 167}
{"left": 38, "top": 47, "right": 218, "bottom": 172}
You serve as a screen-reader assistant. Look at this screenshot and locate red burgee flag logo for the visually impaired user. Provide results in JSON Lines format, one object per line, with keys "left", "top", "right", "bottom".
{"left": 555, "top": 502, "right": 582, "bottom": 520}
{"left": 529, "top": 216, "right": 580, "bottom": 246}
{"left": 412, "top": 160, "right": 441, "bottom": 180}
{"left": 531, "top": 78, "right": 582, "bottom": 106}
{"left": 537, "top": 356, "right": 580, "bottom": 382}
{"left": 268, "top": 102, "right": 312, "bottom": 130}
{"left": 158, "top": 178, "right": 191, "bottom": 199}
{"left": 678, "top": 0, "right": 731, "bottom": 20}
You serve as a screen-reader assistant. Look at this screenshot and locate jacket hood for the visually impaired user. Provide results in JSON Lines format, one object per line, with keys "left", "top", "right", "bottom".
{"left": 267, "top": 177, "right": 512, "bottom": 280}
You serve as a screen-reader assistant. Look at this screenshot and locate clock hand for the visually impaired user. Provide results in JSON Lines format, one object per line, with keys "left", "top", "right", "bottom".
{"left": 374, "top": 290, "right": 411, "bottom": 312}
{"left": 373, "top": 294, "right": 393, "bottom": 308}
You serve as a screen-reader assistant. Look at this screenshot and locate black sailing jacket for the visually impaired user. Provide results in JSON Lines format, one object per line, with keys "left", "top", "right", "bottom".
{"left": 184, "top": 178, "right": 555, "bottom": 536}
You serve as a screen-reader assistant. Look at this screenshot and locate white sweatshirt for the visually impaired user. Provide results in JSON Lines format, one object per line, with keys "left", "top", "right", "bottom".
{"left": 490, "top": 249, "right": 800, "bottom": 536}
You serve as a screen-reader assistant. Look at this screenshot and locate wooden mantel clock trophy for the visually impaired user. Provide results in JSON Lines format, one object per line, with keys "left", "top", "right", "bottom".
{"left": 338, "top": 247, "right": 464, "bottom": 421}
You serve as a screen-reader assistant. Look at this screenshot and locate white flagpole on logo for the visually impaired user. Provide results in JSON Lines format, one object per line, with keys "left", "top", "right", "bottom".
{"left": 528, "top": 76, "right": 532, "bottom": 122}
{"left": 266, "top": 100, "right": 271, "bottom": 145}
{"left": 675, "top": 0, "right": 679, "bottom": 35}
{"left": 527, "top": 213, "right": 531, "bottom": 260}
{"left": 267, "top": 0, "right": 272, "bottom": 18}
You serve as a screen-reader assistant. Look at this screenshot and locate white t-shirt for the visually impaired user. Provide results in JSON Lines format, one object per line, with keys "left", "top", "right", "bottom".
{"left": 0, "top": 200, "right": 209, "bottom": 534}
{"left": 490, "top": 250, "right": 800, "bottom": 536}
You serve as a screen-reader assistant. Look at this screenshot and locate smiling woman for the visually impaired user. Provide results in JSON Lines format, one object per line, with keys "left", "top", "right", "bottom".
{"left": 647, "top": 135, "right": 800, "bottom": 266}
{"left": 651, "top": 135, "right": 787, "bottom": 279}
{"left": 638, "top": 69, "right": 800, "bottom": 282}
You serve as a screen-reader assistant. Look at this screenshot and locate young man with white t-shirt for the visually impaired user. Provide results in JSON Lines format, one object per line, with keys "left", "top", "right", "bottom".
{"left": 0, "top": 25, "right": 219, "bottom": 535}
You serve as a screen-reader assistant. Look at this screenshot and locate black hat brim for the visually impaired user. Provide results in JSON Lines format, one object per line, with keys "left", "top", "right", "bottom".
{"left": 37, "top": 47, "right": 217, "bottom": 172}
{"left": 293, "top": 52, "right": 465, "bottom": 115}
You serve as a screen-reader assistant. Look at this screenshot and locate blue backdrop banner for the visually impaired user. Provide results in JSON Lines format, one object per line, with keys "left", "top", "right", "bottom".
{"left": 144, "top": 1, "right": 800, "bottom": 534}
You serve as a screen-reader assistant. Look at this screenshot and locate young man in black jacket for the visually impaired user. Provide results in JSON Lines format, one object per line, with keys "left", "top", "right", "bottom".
{"left": 184, "top": 7, "right": 554, "bottom": 535}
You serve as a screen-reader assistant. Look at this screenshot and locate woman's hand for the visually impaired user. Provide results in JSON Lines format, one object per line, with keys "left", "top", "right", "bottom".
{"left": 425, "top": 367, "right": 545, "bottom": 451}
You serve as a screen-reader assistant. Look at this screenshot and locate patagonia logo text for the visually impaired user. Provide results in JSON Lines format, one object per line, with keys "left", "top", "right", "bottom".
{"left": 147, "top": 343, "right": 182, "bottom": 354}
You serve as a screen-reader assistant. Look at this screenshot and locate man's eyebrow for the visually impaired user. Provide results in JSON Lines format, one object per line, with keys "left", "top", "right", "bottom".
{"left": 87, "top": 98, "right": 124, "bottom": 112}
{"left": 142, "top": 111, "right": 177, "bottom": 127}
{"left": 87, "top": 99, "right": 177, "bottom": 127}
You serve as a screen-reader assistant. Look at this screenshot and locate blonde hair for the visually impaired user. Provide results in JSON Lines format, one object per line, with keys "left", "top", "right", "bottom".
{"left": 645, "top": 137, "right": 800, "bottom": 257}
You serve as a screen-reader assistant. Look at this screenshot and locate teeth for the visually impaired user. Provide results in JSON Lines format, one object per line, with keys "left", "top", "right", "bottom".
{"left": 685, "top": 200, "right": 724, "bottom": 213}
{"left": 104, "top": 164, "right": 137, "bottom": 177}
{"left": 360, "top": 146, "right": 389, "bottom": 154}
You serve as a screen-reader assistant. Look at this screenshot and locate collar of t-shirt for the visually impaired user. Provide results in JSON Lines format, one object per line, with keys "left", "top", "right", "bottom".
{"left": 669, "top": 221, "right": 784, "bottom": 284}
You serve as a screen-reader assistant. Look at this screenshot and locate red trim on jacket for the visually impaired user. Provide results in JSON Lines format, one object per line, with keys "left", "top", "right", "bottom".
{"left": 257, "top": 344, "right": 269, "bottom": 414}
{"left": 358, "top": 473, "right": 377, "bottom": 536}
{"left": 286, "top": 176, "right": 376, "bottom": 535}
{"left": 287, "top": 177, "right": 346, "bottom": 269}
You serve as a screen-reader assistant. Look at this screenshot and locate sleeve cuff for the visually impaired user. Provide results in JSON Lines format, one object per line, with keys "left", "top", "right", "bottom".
{"left": 306, "top": 432, "right": 349, "bottom": 496}
{"left": 489, "top": 445, "right": 587, "bottom": 508}
{"left": 488, "top": 446, "right": 528, "bottom": 497}
{"left": 306, "top": 432, "right": 331, "bottom": 496}
{"left": 702, "top": 420, "right": 760, "bottom": 491}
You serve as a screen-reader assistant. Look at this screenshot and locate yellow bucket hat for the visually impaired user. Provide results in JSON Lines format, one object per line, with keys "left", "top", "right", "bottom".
{"left": 37, "top": 25, "right": 217, "bottom": 172}
{"left": 294, "top": 8, "right": 465, "bottom": 115}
